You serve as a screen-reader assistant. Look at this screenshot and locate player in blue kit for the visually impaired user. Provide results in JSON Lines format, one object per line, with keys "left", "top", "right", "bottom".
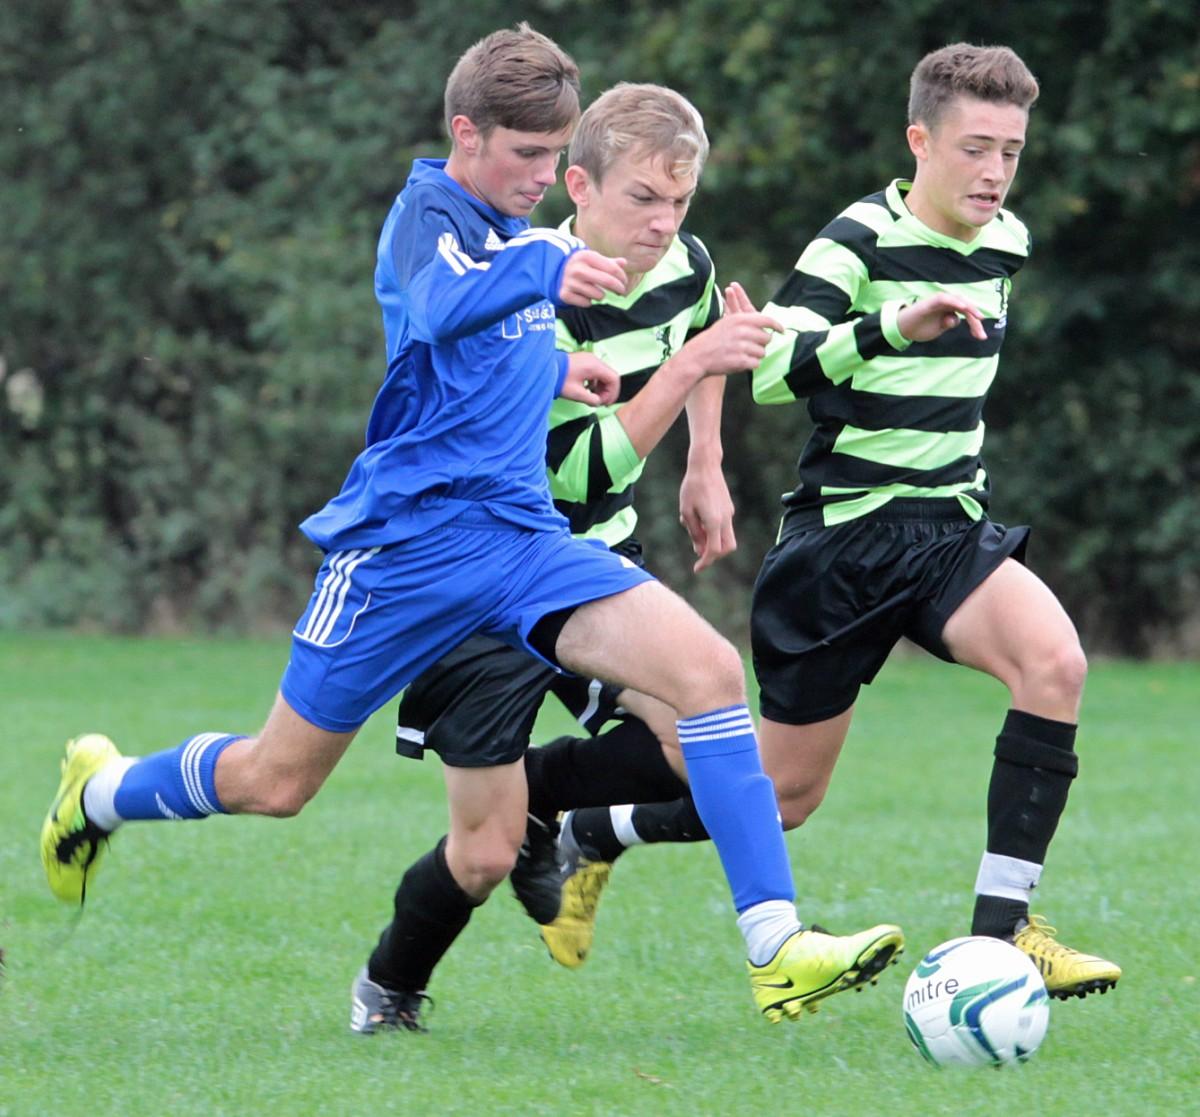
{"left": 41, "top": 24, "right": 902, "bottom": 1025}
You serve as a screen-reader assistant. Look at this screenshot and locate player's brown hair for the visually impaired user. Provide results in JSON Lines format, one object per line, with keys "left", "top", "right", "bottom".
{"left": 444, "top": 23, "right": 581, "bottom": 140}
{"left": 908, "top": 44, "right": 1039, "bottom": 128}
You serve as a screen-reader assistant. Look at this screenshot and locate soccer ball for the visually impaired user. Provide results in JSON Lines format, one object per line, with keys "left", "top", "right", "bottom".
{"left": 903, "top": 936, "right": 1050, "bottom": 1067}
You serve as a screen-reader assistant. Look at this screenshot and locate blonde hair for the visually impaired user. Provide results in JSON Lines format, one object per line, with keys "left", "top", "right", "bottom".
{"left": 444, "top": 23, "right": 580, "bottom": 139}
{"left": 908, "top": 44, "right": 1039, "bottom": 129}
{"left": 569, "top": 83, "right": 709, "bottom": 184}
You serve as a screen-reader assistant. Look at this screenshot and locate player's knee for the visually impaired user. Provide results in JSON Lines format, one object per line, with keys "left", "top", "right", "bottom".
{"left": 252, "top": 778, "right": 318, "bottom": 818}
{"left": 672, "top": 635, "right": 746, "bottom": 712}
{"left": 460, "top": 846, "right": 519, "bottom": 894}
{"left": 1032, "top": 638, "right": 1088, "bottom": 705}
{"left": 776, "top": 783, "right": 826, "bottom": 830}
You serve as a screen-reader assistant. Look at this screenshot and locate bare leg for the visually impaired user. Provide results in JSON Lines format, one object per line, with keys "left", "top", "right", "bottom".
{"left": 443, "top": 760, "right": 529, "bottom": 900}
{"left": 941, "top": 559, "right": 1086, "bottom": 717}
{"left": 555, "top": 581, "right": 746, "bottom": 716}
{"left": 758, "top": 708, "right": 855, "bottom": 830}
{"left": 214, "top": 692, "right": 358, "bottom": 816}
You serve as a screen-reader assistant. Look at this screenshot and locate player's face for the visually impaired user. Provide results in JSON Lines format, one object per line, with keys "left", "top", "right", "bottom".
{"left": 567, "top": 150, "right": 697, "bottom": 280}
{"left": 450, "top": 120, "right": 574, "bottom": 217}
{"left": 905, "top": 95, "right": 1027, "bottom": 241}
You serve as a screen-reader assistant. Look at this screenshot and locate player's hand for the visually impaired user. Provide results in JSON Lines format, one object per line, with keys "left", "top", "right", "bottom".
{"left": 560, "top": 351, "right": 620, "bottom": 406}
{"left": 724, "top": 281, "right": 758, "bottom": 315}
{"left": 681, "top": 283, "right": 783, "bottom": 376}
{"left": 559, "top": 250, "right": 627, "bottom": 306}
{"left": 898, "top": 293, "right": 988, "bottom": 342}
{"left": 679, "top": 462, "right": 736, "bottom": 572}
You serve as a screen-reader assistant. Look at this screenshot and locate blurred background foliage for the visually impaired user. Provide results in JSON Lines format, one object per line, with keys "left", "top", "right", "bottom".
{"left": 2, "top": 0, "right": 1197, "bottom": 653}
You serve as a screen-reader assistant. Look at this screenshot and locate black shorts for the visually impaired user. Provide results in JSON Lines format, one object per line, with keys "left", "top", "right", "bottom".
{"left": 395, "top": 538, "right": 645, "bottom": 767}
{"left": 394, "top": 634, "right": 625, "bottom": 767}
{"left": 750, "top": 501, "right": 1029, "bottom": 725}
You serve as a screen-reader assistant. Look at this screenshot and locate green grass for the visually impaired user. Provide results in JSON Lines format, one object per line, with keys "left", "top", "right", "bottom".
{"left": 1, "top": 634, "right": 1197, "bottom": 1115}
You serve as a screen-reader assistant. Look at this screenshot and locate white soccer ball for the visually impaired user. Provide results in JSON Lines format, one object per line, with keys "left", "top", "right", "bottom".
{"left": 903, "top": 936, "right": 1050, "bottom": 1067}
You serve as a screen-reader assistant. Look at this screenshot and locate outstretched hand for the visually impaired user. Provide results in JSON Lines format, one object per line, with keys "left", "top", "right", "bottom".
{"left": 560, "top": 351, "right": 620, "bottom": 406}
{"left": 898, "top": 292, "right": 988, "bottom": 342}
{"left": 724, "top": 281, "right": 757, "bottom": 315}
{"left": 559, "top": 249, "right": 627, "bottom": 307}
{"left": 679, "top": 281, "right": 783, "bottom": 377}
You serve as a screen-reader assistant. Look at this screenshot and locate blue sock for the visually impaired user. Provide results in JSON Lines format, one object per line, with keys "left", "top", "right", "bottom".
{"left": 111, "top": 733, "right": 239, "bottom": 821}
{"left": 677, "top": 706, "right": 795, "bottom": 913}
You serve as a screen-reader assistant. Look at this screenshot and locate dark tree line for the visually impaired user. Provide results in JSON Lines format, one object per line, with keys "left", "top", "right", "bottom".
{"left": 2, "top": 0, "right": 1197, "bottom": 653}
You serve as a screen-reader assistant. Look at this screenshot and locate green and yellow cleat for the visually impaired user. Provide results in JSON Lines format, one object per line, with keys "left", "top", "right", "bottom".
{"left": 1013, "top": 914, "right": 1121, "bottom": 999}
{"left": 41, "top": 734, "right": 120, "bottom": 904}
{"left": 539, "top": 857, "right": 612, "bottom": 969}
{"left": 749, "top": 923, "right": 905, "bottom": 1023}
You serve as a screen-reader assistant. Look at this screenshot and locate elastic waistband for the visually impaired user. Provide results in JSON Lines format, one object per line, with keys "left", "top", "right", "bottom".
{"left": 783, "top": 498, "right": 979, "bottom": 533}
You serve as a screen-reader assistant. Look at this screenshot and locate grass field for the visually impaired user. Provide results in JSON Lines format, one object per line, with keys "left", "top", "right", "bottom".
{"left": 1, "top": 633, "right": 1197, "bottom": 1116}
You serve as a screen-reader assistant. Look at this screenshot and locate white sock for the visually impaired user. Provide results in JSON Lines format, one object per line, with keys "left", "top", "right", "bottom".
{"left": 738, "top": 900, "right": 803, "bottom": 966}
{"left": 81, "top": 757, "right": 136, "bottom": 831}
{"left": 610, "top": 804, "right": 644, "bottom": 848}
{"left": 974, "top": 852, "right": 1043, "bottom": 902}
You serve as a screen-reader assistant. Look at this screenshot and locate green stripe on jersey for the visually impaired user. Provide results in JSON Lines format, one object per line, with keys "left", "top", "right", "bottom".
{"left": 795, "top": 238, "right": 863, "bottom": 297}
{"left": 851, "top": 353, "right": 1000, "bottom": 399}
{"left": 832, "top": 424, "right": 985, "bottom": 470}
{"left": 818, "top": 483, "right": 987, "bottom": 526}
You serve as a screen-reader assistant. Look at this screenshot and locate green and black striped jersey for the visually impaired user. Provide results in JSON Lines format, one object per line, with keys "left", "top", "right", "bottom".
{"left": 548, "top": 221, "right": 721, "bottom": 546}
{"left": 753, "top": 178, "right": 1030, "bottom": 528}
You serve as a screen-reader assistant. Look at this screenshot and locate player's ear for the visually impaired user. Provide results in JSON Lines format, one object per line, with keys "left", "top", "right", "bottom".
{"left": 450, "top": 114, "right": 482, "bottom": 156}
{"left": 564, "top": 164, "right": 592, "bottom": 208}
{"left": 906, "top": 122, "right": 930, "bottom": 162}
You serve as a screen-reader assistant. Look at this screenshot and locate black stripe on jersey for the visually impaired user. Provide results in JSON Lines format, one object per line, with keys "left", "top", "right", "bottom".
{"left": 906, "top": 321, "right": 1006, "bottom": 359}
{"left": 870, "top": 244, "right": 1026, "bottom": 284}
{"left": 558, "top": 231, "right": 712, "bottom": 343}
{"left": 816, "top": 216, "right": 879, "bottom": 271}
{"left": 546, "top": 416, "right": 590, "bottom": 472}
{"left": 558, "top": 279, "right": 691, "bottom": 341}
{"left": 585, "top": 419, "right": 615, "bottom": 500}
{"left": 853, "top": 312, "right": 887, "bottom": 362}
{"left": 771, "top": 270, "right": 852, "bottom": 322}
{"left": 783, "top": 330, "right": 833, "bottom": 397}
{"left": 617, "top": 367, "right": 654, "bottom": 403}
{"left": 544, "top": 415, "right": 614, "bottom": 500}
{"left": 554, "top": 487, "right": 636, "bottom": 536}
{"left": 677, "top": 229, "right": 715, "bottom": 291}
{"left": 558, "top": 277, "right": 696, "bottom": 341}
{"left": 810, "top": 385, "right": 984, "bottom": 434}
{"left": 799, "top": 435, "right": 984, "bottom": 491}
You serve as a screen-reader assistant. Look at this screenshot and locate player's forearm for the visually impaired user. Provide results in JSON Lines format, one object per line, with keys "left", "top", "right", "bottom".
{"left": 684, "top": 375, "right": 726, "bottom": 468}
{"left": 751, "top": 300, "right": 910, "bottom": 403}
{"left": 615, "top": 349, "right": 708, "bottom": 460}
{"left": 412, "top": 240, "right": 573, "bottom": 344}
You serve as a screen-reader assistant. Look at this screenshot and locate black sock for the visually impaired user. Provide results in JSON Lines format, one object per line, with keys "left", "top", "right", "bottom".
{"left": 567, "top": 796, "right": 710, "bottom": 863}
{"left": 524, "top": 719, "right": 688, "bottom": 823}
{"left": 985, "top": 709, "right": 1078, "bottom": 863}
{"left": 368, "top": 836, "right": 480, "bottom": 992}
{"left": 972, "top": 895, "right": 1031, "bottom": 939}
{"left": 631, "top": 796, "right": 709, "bottom": 844}
{"left": 971, "top": 710, "right": 1078, "bottom": 937}
{"left": 567, "top": 806, "right": 624, "bottom": 861}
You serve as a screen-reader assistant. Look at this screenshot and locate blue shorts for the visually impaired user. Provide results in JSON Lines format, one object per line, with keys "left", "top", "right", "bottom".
{"left": 281, "top": 506, "right": 653, "bottom": 732}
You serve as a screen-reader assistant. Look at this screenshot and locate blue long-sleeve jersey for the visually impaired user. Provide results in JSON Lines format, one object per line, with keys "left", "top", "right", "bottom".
{"left": 301, "top": 159, "right": 585, "bottom": 551}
